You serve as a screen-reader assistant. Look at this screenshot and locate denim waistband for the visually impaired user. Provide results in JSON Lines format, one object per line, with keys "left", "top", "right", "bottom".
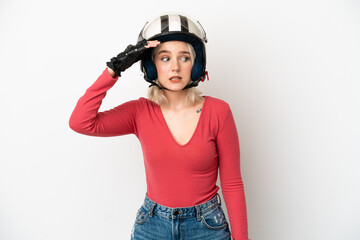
{"left": 142, "top": 193, "right": 222, "bottom": 220}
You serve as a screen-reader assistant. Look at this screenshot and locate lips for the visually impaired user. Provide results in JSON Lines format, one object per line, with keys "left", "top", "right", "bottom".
{"left": 170, "top": 76, "right": 181, "bottom": 80}
{"left": 169, "top": 76, "right": 182, "bottom": 83}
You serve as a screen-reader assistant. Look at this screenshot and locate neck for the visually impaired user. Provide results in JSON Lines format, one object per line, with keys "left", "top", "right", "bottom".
{"left": 162, "top": 89, "right": 190, "bottom": 110}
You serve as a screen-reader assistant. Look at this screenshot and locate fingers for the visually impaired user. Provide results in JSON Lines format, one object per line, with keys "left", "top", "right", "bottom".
{"left": 145, "top": 40, "right": 161, "bottom": 48}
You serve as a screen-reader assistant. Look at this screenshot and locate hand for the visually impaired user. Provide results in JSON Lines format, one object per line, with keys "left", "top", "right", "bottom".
{"left": 106, "top": 40, "right": 160, "bottom": 77}
{"left": 145, "top": 40, "right": 160, "bottom": 49}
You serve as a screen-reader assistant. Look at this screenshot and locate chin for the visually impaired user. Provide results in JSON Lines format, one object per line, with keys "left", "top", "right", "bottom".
{"left": 160, "top": 80, "right": 191, "bottom": 91}
{"left": 165, "top": 85, "right": 187, "bottom": 92}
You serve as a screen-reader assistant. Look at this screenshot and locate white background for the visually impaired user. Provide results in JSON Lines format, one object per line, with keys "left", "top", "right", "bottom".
{"left": 0, "top": 0, "right": 359, "bottom": 239}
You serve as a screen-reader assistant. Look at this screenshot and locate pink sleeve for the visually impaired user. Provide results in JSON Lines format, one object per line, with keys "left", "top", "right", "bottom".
{"left": 217, "top": 105, "right": 249, "bottom": 240}
{"left": 69, "top": 68, "right": 141, "bottom": 137}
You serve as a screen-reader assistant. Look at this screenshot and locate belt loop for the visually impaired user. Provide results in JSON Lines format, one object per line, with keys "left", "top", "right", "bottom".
{"left": 216, "top": 193, "right": 222, "bottom": 206}
{"left": 195, "top": 205, "right": 201, "bottom": 221}
{"left": 149, "top": 202, "right": 156, "bottom": 217}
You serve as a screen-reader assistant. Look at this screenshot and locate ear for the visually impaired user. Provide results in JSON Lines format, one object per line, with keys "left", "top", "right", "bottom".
{"left": 143, "top": 49, "right": 158, "bottom": 80}
{"left": 191, "top": 44, "right": 205, "bottom": 81}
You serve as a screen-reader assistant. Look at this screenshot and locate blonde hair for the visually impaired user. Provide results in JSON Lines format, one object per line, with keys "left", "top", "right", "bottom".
{"left": 147, "top": 42, "right": 203, "bottom": 106}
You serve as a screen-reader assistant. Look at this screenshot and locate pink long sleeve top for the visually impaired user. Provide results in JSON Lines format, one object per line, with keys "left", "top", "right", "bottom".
{"left": 69, "top": 68, "right": 249, "bottom": 240}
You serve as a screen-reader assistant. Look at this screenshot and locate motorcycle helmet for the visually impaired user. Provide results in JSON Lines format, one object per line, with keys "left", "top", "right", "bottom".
{"left": 138, "top": 13, "right": 208, "bottom": 90}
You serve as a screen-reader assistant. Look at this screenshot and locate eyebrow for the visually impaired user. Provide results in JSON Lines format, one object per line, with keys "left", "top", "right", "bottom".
{"left": 157, "top": 50, "right": 190, "bottom": 55}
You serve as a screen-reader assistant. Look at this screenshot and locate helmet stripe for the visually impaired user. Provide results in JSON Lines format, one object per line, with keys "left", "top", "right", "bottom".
{"left": 180, "top": 15, "right": 189, "bottom": 32}
{"left": 160, "top": 15, "right": 169, "bottom": 33}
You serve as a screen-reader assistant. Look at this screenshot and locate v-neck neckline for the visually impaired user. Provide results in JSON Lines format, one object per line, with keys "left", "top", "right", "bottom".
{"left": 157, "top": 96, "right": 207, "bottom": 148}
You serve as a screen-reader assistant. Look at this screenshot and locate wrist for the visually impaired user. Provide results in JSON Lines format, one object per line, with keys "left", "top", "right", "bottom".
{"left": 107, "top": 67, "right": 116, "bottom": 78}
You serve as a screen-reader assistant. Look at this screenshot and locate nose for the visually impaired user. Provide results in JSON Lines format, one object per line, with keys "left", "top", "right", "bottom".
{"left": 171, "top": 59, "right": 180, "bottom": 72}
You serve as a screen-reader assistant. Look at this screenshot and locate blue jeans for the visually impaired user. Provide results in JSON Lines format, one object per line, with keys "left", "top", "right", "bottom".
{"left": 130, "top": 193, "right": 232, "bottom": 240}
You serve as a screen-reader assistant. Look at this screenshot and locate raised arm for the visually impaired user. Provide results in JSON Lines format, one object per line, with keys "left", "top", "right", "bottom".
{"left": 69, "top": 40, "right": 160, "bottom": 137}
{"left": 69, "top": 68, "right": 137, "bottom": 136}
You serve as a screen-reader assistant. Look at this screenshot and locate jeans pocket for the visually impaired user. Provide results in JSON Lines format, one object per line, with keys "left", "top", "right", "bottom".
{"left": 135, "top": 207, "right": 150, "bottom": 225}
{"left": 201, "top": 205, "right": 228, "bottom": 230}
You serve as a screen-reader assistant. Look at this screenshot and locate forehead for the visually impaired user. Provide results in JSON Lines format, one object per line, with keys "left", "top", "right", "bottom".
{"left": 157, "top": 41, "right": 189, "bottom": 53}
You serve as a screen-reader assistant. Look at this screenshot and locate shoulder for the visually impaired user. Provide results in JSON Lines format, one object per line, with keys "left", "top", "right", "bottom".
{"left": 114, "top": 97, "right": 152, "bottom": 113}
{"left": 128, "top": 97, "right": 159, "bottom": 112}
{"left": 204, "top": 96, "right": 230, "bottom": 114}
{"left": 138, "top": 97, "right": 157, "bottom": 107}
{"left": 203, "top": 96, "right": 231, "bottom": 127}
{"left": 124, "top": 97, "right": 154, "bottom": 106}
{"left": 204, "top": 97, "right": 238, "bottom": 135}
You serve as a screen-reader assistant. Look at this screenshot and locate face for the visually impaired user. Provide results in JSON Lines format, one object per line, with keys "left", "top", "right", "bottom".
{"left": 154, "top": 41, "right": 193, "bottom": 91}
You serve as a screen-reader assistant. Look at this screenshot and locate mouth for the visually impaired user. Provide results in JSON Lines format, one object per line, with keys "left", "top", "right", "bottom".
{"left": 169, "top": 76, "right": 182, "bottom": 83}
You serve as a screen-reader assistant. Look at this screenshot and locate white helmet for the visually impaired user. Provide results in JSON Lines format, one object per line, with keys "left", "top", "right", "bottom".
{"left": 138, "top": 13, "right": 208, "bottom": 89}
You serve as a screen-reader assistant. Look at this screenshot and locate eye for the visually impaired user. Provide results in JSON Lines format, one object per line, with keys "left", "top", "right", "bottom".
{"left": 160, "top": 57, "right": 169, "bottom": 62}
{"left": 180, "top": 56, "right": 190, "bottom": 62}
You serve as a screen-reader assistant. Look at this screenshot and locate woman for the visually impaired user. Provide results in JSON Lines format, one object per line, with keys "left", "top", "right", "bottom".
{"left": 69, "top": 13, "right": 249, "bottom": 240}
